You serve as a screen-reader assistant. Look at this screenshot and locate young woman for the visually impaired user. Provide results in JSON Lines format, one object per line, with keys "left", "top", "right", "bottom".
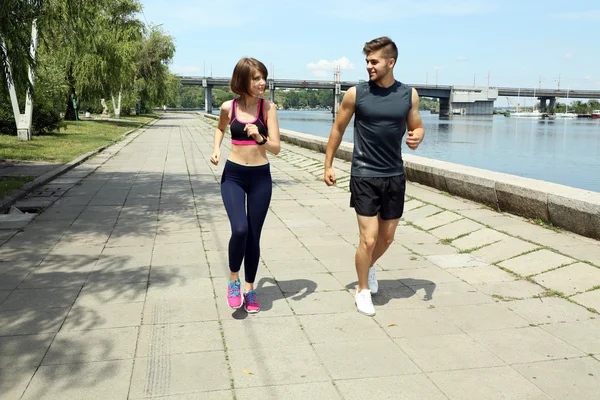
{"left": 210, "top": 57, "right": 281, "bottom": 313}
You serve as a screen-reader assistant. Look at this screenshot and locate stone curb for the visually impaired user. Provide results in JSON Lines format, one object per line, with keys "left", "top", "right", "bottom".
{"left": 0, "top": 117, "right": 160, "bottom": 213}
{"left": 199, "top": 112, "right": 600, "bottom": 240}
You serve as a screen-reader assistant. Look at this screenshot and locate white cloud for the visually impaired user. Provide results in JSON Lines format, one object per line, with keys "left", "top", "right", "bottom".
{"left": 456, "top": 56, "right": 468, "bottom": 61}
{"left": 552, "top": 10, "right": 600, "bottom": 21}
{"left": 307, "top": 57, "right": 354, "bottom": 77}
{"left": 564, "top": 52, "right": 573, "bottom": 59}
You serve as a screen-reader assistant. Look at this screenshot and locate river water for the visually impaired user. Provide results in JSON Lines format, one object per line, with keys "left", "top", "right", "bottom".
{"left": 273, "top": 110, "right": 600, "bottom": 192}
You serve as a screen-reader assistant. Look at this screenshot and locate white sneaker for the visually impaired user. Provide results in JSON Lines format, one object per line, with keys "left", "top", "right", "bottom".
{"left": 355, "top": 288, "right": 375, "bottom": 316}
{"left": 368, "top": 266, "right": 379, "bottom": 294}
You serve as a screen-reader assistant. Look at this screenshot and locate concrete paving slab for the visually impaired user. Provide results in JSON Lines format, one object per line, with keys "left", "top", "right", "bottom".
{"left": 0, "top": 333, "right": 54, "bottom": 369}
{"left": 436, "top": 303, "right": 529, "bottom": 333}
{"left": 470, "top": 237, "right": 540, "bottom": 264}
{"left": 42, "top": 326, "right": 138, "bottom": 365}
{"left": 222, "top": 316, "right": 308, "bottom": 350}
{"left": 570, "top": 289, "right": 600, "bottom": 312}
{"left": 534, "top": 263, "right": 600, "bottom": 295}
{"left": 507, "top": 297, "right": 596, "bottom": 325}
{"left": 427, "top": 366, "right": 551, "bottom": 400}
{"left": 335, "top": 374, "right": 448, "bottom": 400}
{"left": 512, "top": 358, "right": 600, "bottom": 400}
{"left": 136, "top": 321, "right": 223, "bottom": 357}
{"left": 228, "top": 345, "right": 330, "bottom": 388}
{"left": 299, "top": 312, "right": 388, "bottom": 344}
{"left": 451, "top": 228, "right": 508, "bottom": 250}
{"left": 426, "top": 254, "right": 489, "bottom": 269}
{"left": 541, "top": 319, "right": 600, "bottom": 354}
{"left": 129, "top": 351, "right": 231, "bottom": 398}
{"left": 428, "top": 218, "right": 486, "bottom": 240}
{"left": 22, "top": 359, "right": 134, "bottom": 400}
{"left": 235, "top": 382, "right": 341, "bottom": 400}
{"left": 314, "top": 339, "right": 421, "bottom": 380}
{"left": 395, "top": 333, "right": 505, "bottom": 372}
{"left": 0, "top": 367, "right": 37, "bottom": 400}
{"left": 470, "top": 326, "right": 585, "bottom": 364}
{"left": 499, "top": 248, "right": 577, "bottom": 276}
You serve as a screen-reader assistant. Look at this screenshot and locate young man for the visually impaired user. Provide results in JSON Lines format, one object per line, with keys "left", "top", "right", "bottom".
{"left": 324, "top": 36, "right": 425, "bottom": 316}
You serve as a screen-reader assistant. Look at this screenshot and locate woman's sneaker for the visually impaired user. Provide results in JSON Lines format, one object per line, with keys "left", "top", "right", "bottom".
{"left": 227, "top": 279, "right": 243, "bottom": 309}
{"left": 244, "top": 290, "right": 260, "bottom": 314}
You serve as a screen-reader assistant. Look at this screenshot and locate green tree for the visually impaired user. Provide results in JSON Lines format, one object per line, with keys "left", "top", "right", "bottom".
{"left": 134, "top": 27, "right": 175, "bottom": 113}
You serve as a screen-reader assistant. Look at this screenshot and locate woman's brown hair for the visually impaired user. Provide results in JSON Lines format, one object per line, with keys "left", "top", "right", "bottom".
{"left": 230, "top": 57, "right": 269, "bottom": 97}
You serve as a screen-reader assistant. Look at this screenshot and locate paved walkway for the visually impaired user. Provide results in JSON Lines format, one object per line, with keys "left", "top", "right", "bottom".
{"left": 1, "top": 113, "right": 599, "bottom": 399}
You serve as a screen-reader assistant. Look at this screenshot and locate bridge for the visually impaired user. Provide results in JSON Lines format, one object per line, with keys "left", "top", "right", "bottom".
{"left": 180, "top": 76, "right": 600, "bottom": 118}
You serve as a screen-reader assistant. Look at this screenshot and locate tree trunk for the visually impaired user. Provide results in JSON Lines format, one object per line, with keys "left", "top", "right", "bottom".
{"left": 64, "top": 64, "right": 76, "bottom": 121}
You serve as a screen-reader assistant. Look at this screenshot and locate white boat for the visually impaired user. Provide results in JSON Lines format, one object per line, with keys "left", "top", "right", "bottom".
{"left": 556, "top": 112, "right": 578, "bottom": 118}
{"left": 592, "top": 110, "right": 600, "bottom": 119}
{"left": 509, "top": 87, "right": 542, "bottom": 118}
{"left": 511, "top": 109, "right": 543, "bottom": 118}
{"left": 556, "top": 88, "right": 578, "bottom": 118}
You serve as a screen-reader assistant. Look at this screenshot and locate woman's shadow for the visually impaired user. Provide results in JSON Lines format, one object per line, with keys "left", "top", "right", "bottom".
{"left": 344, "top": 277, "right": 436, "bottom": 306}
{"left": 229, "top": 276, "right": 318, "bottom": 319}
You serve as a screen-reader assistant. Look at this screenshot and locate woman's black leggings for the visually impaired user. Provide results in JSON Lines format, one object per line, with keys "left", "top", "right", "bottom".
{"left": 220, "top": 160, "right": 272, "bottom": 283}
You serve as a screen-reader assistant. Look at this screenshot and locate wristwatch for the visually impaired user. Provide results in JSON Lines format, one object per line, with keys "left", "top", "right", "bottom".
{"left": 256, "top": 136, "right": 267, "bottom": 146}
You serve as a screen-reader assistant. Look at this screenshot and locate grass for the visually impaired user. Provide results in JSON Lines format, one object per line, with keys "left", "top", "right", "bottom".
{"left": 528, "top": 217, "right": 561, "bottom": 232}
{"left": 0, "top": 176, "right": 35, "bottom": 197}
{"left": 0, "top": 119, "right": 151, "bottom": 164}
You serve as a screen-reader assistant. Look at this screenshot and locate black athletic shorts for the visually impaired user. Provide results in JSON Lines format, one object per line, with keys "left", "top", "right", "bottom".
{"left": 350, "top": 175, "right": 406, "bottom": 220}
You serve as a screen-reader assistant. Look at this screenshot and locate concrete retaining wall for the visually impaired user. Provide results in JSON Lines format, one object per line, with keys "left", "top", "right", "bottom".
{"left": 199, "top": 113, "right": 600, "bottom": 240}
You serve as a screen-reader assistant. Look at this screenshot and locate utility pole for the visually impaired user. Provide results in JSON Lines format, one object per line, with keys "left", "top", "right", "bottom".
{"left": 473, "top": 73, "right": 476, "bottom": 86}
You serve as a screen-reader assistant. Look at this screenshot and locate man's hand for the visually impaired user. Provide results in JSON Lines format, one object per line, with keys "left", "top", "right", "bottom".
{"left": 406, "top": 129, "right": 424, "bottom": 150}
{"left": 324, "top": 167, "right": 336, "bottom": 186}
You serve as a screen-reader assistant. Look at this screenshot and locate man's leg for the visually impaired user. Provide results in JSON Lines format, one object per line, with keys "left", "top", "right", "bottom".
{"left": 355, "top": 214, "right": 379, "bottom": 291}
{"left": 371, "top": 216, "right": 401, "bottom": 266}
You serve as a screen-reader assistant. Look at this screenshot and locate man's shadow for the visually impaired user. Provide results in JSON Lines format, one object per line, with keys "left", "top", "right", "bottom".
{"left": 229, "top": 277, "right": 318, "bottom": 319}
{"left": 344, "top": 277, "right": 436, "bottom": 306}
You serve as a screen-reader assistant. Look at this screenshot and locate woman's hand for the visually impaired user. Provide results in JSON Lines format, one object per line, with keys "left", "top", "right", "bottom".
{"left": 210, "top": 148, "right": 221, "bottom": 165}
{"left": 244, "top": 124, "right": 263, "bottom": 142}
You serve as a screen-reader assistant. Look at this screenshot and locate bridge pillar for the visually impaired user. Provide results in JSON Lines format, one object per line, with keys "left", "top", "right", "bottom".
{"left": 204, "top": 85, "right": 213, "bottom": 114}
{"left": 538, "top": 96, "right": 556, "bottom": 112}
{"left": 439, "top": 98, "right": 450, "bottom": 118}
{"left": 268, "top": 79, "right": 275, "bottom": 103}
{"left": 332, "top": 84, "right": 341, "bottom": 116}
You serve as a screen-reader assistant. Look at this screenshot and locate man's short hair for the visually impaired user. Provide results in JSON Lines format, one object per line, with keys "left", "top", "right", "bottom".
{"left": 363, "top": 37, "right": 398, "bottom": 63}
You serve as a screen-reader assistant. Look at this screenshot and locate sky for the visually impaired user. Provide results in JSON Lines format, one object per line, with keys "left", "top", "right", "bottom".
{"left": 139, "top": 0, "right": 600, "bottom": 100}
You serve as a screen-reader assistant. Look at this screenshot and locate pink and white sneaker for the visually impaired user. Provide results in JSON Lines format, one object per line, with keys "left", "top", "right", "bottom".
{"left": 244, "top": 290, "right": 260, "bottom": 314}
{"left": 227, "top": 279, "right": 243, "bottom": 309}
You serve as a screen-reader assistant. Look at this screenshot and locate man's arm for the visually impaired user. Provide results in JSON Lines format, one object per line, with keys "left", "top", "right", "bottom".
{"left": 324, "top": 87, "right": 356, "bottom": 185}
{"left": 406, "top": 87, "right": 425, "bottom": 150}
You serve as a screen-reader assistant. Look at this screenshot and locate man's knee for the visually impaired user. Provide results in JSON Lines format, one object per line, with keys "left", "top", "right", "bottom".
{"left": 359, "top": 235, "right": 377, "bottom": 253}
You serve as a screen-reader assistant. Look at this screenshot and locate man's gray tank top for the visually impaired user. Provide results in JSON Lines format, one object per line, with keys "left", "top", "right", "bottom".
{"left": 351, "top": 80, "right": 412, "bottom": 177}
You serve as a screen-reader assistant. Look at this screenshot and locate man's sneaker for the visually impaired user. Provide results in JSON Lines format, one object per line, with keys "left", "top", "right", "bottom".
{"left": 355, "top": 288, "right": 375, "bottom": 316}
{"left": 244, "top": 290, "right": 260, "bottom": 314}
{"left": 227, "top": 279, "right": 243, "bottom": 309}
{"left": 368, "top": 266, "right": 379, "bottom": 294}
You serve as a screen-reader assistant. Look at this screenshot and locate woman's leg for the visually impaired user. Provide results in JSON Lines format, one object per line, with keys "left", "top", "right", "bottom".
{"left": 243, "top": 167, "right": 272, "bottom": 291}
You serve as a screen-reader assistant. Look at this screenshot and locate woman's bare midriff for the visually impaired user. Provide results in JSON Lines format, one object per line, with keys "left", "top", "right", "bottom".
{"left": 228, "top": 144, "right": 269, "bottom": 166}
